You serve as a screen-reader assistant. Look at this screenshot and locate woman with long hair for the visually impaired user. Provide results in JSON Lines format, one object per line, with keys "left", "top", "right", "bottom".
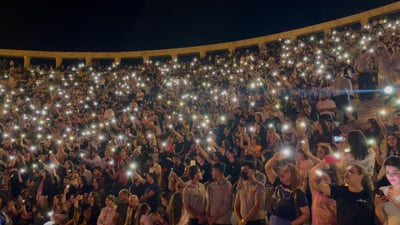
{"left": 265, "top": 152, "right": 310, "bottom": 225}
{"left": 167, "top": 192, "right": 184, "bottom": 225}
{"left": 340, "top": 130, "right": 375, "bottom": 182}
{"left": 376, "top": 133, "right": 400, "bottom": 187}
{"left": 317, "top": 163, "right": 374, "bottom": 225}
{"left": 376, "top": 156, "right": 400, "bottom": 225}
{"left": 134, "top": 203, "right": 153, "bottom": 225}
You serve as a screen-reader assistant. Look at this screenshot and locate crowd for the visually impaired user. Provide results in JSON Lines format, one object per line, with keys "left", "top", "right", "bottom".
{"left": 0, "top": 14, "right": 400, "bottom": 225}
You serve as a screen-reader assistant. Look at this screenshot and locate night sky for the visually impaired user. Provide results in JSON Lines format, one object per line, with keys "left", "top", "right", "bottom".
{"left": 0, "top": 0, "right": 399, "bottom": 51}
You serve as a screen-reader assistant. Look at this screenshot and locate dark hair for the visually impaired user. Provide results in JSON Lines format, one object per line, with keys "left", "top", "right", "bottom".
{"left": 188, "top": 165, "right": 200, "bottom": 180}
{"left": 241, "top": 161, "right": 256, "bottom": 170}
{"left": 347, "top": 130, "right": 369, "bottom": 160}
{"left": 351, "top": 164, "right": 373, "bottom": 192}
{"left": 384, "top": 156, "right": 400, "bottom": 169}
{"left": 147, "top": 172, "right": 158, "bottom": 184}
{"left": 167, "top": 192, "right": 183, "bottom": 225}
{"left": 212, "top": 162, "right": 226, "bottom": 174}
{"left": 367, "top": 118, "right": 381, "bottom": 134}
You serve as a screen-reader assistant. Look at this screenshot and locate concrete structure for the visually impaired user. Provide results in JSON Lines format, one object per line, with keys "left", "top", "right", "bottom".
{"left": 1, "top": 1, "right": 400, "bottom": 68}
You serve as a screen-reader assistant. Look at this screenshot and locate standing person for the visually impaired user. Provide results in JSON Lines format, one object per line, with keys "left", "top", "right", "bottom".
{"left": 234, "top": 162, "right": 266, "bottom": 225}
{"left": 354, "top": 50, "right": 374, "bottom": 100}
{"left": 207, "top": 162, "right": 233, "bottom": 225}
{"left": 333, "top": 69, "right": 354, "bottom": 124}
{"left": 183, "top": 165, "right": 207, "bottom": 225}
{"left": 317, "top": 163, "right": 374, "bottom": 225}
{"left": 265, "top": 153, "right": 310, "bottom": 225}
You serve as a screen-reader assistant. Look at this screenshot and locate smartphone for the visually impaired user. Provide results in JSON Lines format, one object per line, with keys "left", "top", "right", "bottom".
{"left": 190, "top": 160, "right": 196, "bottom": 166}
{"left": 333, "top": 135, "right": 345, "bottom": 143}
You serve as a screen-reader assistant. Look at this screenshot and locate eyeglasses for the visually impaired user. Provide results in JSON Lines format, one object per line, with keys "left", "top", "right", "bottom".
{"left": 386, "top": 170, "right": 400, "bottom": 177}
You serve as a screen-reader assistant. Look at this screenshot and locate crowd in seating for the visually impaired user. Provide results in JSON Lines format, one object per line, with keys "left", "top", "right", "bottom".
{"left": 0, "top": 15, "right": 400, "bottom": 225}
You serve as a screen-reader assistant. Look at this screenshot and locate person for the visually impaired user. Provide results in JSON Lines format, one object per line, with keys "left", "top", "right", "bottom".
{"left": 136, "top": 203, "right": 153, "bottom": 225}
{"left": 354, "top": 49, "right": 374, "bottom": 100}
{"left": 376, "top": 156, "right": 400, "bottom": 225}
{"left": 124, "top": 195, "right": 139, "bottom": 225}
{"left": 97, "top": 195, "right": 117, "bottom": 225}
{"left": 340, "top": 130, "right": 375, "bottom": 182}
{"left": 309, "top": 161, "right": 337, "bottom": 225}
{"left": 265, "top": 153, "right": 310, "bottom": 225}
{"left": 167, "top": 192, "right": 184, "bottom": 225}
{"left": 317, "top": 163, "right": 374, "bottom": 225}
{"left": 183, "top": 165, "right": 207, "bottom": 225}
{"left": 207, "top": 162, "right": 232, "bottom": 225}
{"left": 114, "top": 189, "right": 130, "bottom": 225}
{"left": 234, "top": 161, "right": 266, "bottom": 225}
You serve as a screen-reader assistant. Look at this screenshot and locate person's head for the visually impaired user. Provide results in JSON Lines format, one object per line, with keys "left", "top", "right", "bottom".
{"left": 139, "top": 203, "right": 151, "bottom": 216}
{"left": 146, "top": 172, "right": 158, "bottom": 184}
{"left": 128, "top": 195, "right": 139, "bottom": 208}
{"left": 366, "top": 118, "right": 381, "bottom": 133}
{"left": 188, "top": 165, "right": 202, "bottom": 181}
{"left": 387, "top": 133, "right": 400, "bottom": 150}
{"left": 211, "top": 162, "right": 226, "bottom": 180}
{"left": 53, "top": 195, "right": 62, "bottom": 206}
{"left": 347, "top": 130, "right": 369, "bottom": 160}
{"left": 316, "top": 144, "right": 332, "bottom": 160}
{"left": 240, "top": 161, "right": 256, "bottom": 181}
{"left": 279, "top": 163, "right": 302, "bottom": 189}
{"left": 344, "top": 164, "right": 372, "bottom": 191}
{"left": 384, "top": 156, "right": 400, "bottom": 186}
{"left": 105, "top": 195, "right": 115, "bottom": 207}
{"left": 196, "top": 154, "right": 205, "bottom": 165}
{"left": 118, "top": 189, "right": 130, "bottom": 203}
{"left": 89, "top": 192, "right": 99, "bottom": 205}
{"left": 160, "top": 192, "right": 171, "bottom": 208}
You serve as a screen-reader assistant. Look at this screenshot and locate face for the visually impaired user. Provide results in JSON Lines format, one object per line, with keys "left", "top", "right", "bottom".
{"left": 316, "top": 146, "right": 326, "bottom": 159}
{"left": 105, "top": 198, "right": 113, "bottom": 207}
{"left": 388, "top": 135, "right": 397, "bottom": 148}
{"left": 280, "top": 166, "right": 292, "bottom": 185}
{"left": 344, "top": 166, "right": 363, "bottom": 187}
{"left": 386, "top": 165, "right": 400, "bottom": 186}
{"left": 129, "top": 196, "right": 139, "bottom": 207}
{"left": 211, "top": 168, "right": 221, "bottom": 180}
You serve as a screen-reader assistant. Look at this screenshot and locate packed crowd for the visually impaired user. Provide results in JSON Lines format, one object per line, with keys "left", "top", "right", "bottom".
{"left": 0, "top": 15, "right": 400, "bottom": 225}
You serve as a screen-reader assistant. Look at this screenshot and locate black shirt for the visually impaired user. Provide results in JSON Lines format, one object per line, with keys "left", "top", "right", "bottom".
{"left": 330, "top": 185, "right": 374, "bottom": 225}
{"left": 271, "top": 179, "right": 308, "bottom": 221}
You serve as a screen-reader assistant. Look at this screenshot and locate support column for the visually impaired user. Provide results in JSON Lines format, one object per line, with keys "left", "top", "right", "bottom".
{"left": 171, "top": 54, "right": 178, "bottom": 62}
{"left": 143, "top": 56, "right": 149, "bottom": 63}
{"left": 360, "top": 17, "right": 369, "bottom": 27}
{"left": 228, "top": 47, "right": 235, "bottom": 57}
{"left": 114, "top": 57, "right": 121, "bottom": 65}
{"left": 85, "top": 57, "right": 92, "bottom": 66}
{"left": 199, "top": 51, "right": 206, "bottom": 59}
{"left": 23, "top": 56, "right": 31, "bottom": 68}
{"left": 324, "top": 28, "right": 331, "bottom": 36}
{"left": 55, "top": 57, "right": 63, "bottom": 68}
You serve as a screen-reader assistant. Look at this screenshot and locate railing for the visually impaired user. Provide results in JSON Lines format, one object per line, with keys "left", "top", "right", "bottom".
{"left": 1, "top": 1, "right": 400, "bottom": 68}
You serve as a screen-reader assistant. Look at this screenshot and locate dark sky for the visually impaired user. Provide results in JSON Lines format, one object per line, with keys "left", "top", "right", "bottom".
{"left": 0, "top": 0, "right": 398, "bottom": 51}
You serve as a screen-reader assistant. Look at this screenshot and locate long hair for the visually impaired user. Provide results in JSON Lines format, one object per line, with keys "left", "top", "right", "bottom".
{"left": 284, "top": 163, "right": 303, "bottom": 191}
{"left": 167, "top": 192, "right": 183, "bottom": 225}
{"left": 387, "top": 133, "right": 400, "bottom": 156}
{"left": 134, "top": 203, "right": 151, "bottom": 225}
{"left": 352, "top": 163, "right": 373, "bottom": 192}
{"left": 347, "top": 130, "right": 369, "bottom": 160}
